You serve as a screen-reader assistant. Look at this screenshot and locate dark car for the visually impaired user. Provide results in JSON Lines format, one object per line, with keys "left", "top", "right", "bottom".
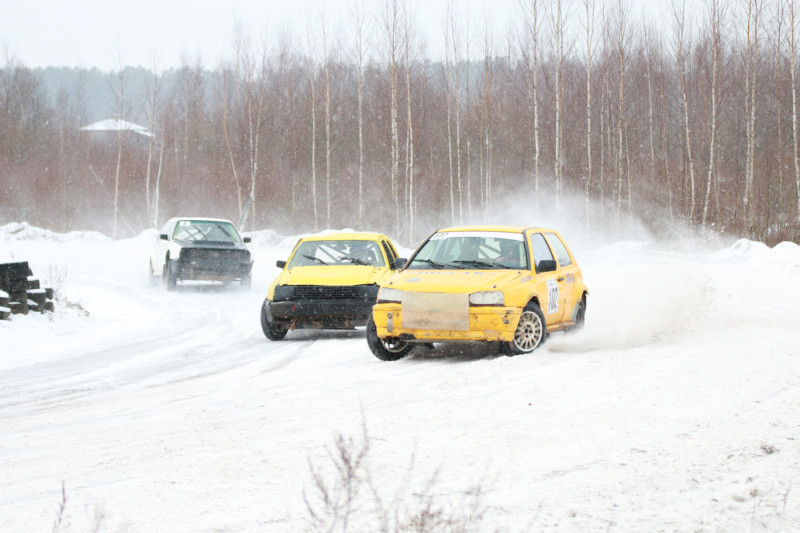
{"left": 149, "top": 217, "right": 253, "bottom": 290}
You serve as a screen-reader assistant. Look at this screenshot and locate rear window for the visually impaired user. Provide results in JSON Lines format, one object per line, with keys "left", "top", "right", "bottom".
{"left": 545, "top": 233, "right": 572, "bottom": 267}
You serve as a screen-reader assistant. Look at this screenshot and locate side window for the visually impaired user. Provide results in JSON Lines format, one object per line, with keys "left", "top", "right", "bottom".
{"left": 545, "top": 233, "right": 572, "bottom": 267}
{"left": 530, "top": 233, "right": 556, "bottom": 273}
{"left": 382, "top": 240, "right": 398, "bottom": 266}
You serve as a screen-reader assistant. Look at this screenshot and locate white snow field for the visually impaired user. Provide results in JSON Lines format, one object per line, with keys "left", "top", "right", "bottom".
{"left": 2, "top": 221, "right": 800, "bottom": 532}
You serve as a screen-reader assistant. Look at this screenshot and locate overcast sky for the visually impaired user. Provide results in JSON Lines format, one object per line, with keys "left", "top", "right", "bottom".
{"left": 2, "top": 0, "right": 670, "bottom": 71}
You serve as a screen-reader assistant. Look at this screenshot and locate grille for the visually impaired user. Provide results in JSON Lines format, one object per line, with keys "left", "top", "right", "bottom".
{"left": 294, "top": 285, "right": 364, "bottom": 300}
{"left": 184, "top": 248, "right": 247, "bottom": 262}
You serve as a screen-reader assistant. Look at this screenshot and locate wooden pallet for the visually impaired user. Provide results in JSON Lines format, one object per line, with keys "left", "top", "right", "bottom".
{"left": 0, "top": 262, "right": 55, "bottom": 320}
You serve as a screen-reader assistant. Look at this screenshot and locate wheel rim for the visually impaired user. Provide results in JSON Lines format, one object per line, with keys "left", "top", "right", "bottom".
{"left": 514, "top": 310, "right": 543, "bottom": 352}
{"left": 381, "top": 337, "right": 409, "bottom": 353}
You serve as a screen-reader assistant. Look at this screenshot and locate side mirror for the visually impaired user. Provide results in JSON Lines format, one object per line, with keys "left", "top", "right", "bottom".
{"left": 159, "top": 233, "right": 168, "bottom": 241}
{"left": 537, "top": 259, "right": 557, "bottom": 273}
{"left": 394, "top": 257, "right": 407, "bottom": 269}
{"left": 276, "top": 260, "right": 286, "bottom": 269}
{"left": 243, "top": 236, "right": 251, "bottom": 243}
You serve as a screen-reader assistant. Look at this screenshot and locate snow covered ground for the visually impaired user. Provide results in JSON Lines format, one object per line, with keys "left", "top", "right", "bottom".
{"left": 1, "top": 221, "right": 800, "bottom": 532}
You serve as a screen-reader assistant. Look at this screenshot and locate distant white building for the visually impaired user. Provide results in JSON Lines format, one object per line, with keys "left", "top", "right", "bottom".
{"left": 79, "top": 119, "right": 152, "bottom": 137}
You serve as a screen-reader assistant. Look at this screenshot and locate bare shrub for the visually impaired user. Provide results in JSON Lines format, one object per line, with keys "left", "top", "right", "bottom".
{"left": 304, "top": 420, "right": 491, "bottom": 533}
{"left": 43, "top": 263, "right": 89, "bottom": 317}
{"left": 51, "top": 481, "right": 68, "bottom": 533}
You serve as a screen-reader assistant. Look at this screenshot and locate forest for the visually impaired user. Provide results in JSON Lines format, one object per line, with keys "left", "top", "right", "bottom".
{"left": 2, "top": 0, "right": 800, "bottom": 245}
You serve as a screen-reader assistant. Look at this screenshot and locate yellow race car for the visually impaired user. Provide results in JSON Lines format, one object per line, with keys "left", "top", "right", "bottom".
{"left": 367, "top": 225, "right": 588, "bottom": 360}
{"left": 261, "top": 232, "right": 402, "bottom": 340}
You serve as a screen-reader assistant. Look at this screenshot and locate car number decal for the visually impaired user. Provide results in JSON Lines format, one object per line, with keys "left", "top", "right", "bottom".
{"left": 546, "top": 279, "right": 559, "bottom": 314}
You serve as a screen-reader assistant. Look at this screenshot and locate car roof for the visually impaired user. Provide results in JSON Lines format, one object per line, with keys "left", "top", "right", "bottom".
{"left": 298, "top": 231, "right": 391, "bottom": 242}
{"left": 167, "top": 217, "right": 236, "bottom": 224}
{"left": 436, "top": 225, "right": 555, "bottom": 234}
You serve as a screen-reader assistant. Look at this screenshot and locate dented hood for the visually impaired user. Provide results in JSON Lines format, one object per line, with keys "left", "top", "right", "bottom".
{"left": 280, "top": 265, "right": 386, "bottom": 286}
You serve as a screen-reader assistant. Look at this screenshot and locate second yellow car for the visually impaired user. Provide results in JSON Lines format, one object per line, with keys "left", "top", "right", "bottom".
{"left": 261, "top": 232, "right": 401, "bottom": 340}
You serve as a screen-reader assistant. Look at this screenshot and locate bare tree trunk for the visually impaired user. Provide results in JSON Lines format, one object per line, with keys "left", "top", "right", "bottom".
{"left": 615, "top": 0, "right": 626, "bottom": 224}
{"left": 702, "top": 0, "right": 719, "bottom": 227}
{"left": 403, "top": 5, "right": 416, "bottom": 240}
{"left": 153, "top": 135, "right": 164, "bottom": 227}
{"left": 352, "top": 1, "right": 366, "bottom": 228}
{"left": 553, "top": 0, "right": 564, "bottom": 212}
{"left": 776, "top": 0, "right": 785, "bottom": 227}
{"left": 445, "top": 31, "right": 456, "bottom": 224}
{"left": 674, "top": 0, "right": 697, "bottom": 224}
{"left": 381, "top": 0, "right": 401, "bottom": 236}
{"left": 791, "top": 0, "right": 800, "bottom": 225}
{"left": 145, "top": 60, "right": 159, "bottom": 227}
{"left": 646, "top": 26, "right": 657, "bottom": 219}
{"left": 481, "top": 9, "right": 494, "bottom": 220}
{"left": 660, "top": 49, "right": 674, "bottom": 222}
{"left": 449, "top": 5, "right": 463, "bottom": 223}
{"left": 520, "top": 0, "right": 541, "bottom": 207}
{"left": 322, "top": 9, "right": 332, "bottom": 227}
{"left": 112, "top": 61, "right": 126, "bottom": 240}
{"left": 306, "top": 24, "right": 319, "bottom": 230}
{"left": 465, "top": 12, "right": 472, "bottom": 221}
{"left": 584, "top": 0, "right": 595, "bottom": 229}
{"left": 744, "top": 0, "right": 761, "bottom": 234}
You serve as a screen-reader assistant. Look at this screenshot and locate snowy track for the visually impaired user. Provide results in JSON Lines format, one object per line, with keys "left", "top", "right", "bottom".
{"left": 2, "top": 225, "right": 800, "bottom": 531}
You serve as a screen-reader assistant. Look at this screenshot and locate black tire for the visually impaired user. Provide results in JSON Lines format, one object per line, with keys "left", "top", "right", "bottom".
{"left": 166, "top": 259, "right": 178, "bottom": 291}
{"left": 501, "top": 302, "right": 546, "bottom": 356}
{"left": 260, "top": 300, "right": 288, "bottom": 341}
{"left": 240, "top": 272, "right": 252, "bottom": 290}
{"left": 366, "top": 315, "right": 414, "bottom": 361}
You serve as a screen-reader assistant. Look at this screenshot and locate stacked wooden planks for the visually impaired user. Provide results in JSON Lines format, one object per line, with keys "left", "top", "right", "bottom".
{"left": 0, "top": 261, "right": 55, "bottom": 319}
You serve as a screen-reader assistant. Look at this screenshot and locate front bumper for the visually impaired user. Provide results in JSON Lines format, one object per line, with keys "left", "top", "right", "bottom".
{"left": 372, "top": 302, "right": 521, "bottom": 343}
{"left": 267, "top": 298, "right": 376, "bottom": 330}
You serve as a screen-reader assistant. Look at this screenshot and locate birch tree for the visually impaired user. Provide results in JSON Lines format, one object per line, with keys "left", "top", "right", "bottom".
{"left": 702, "top": 0, "right": 720, "bottom": 227}
{"left": 144, "top": 55, "right": 160, "bottom": 227}
{"left": 674, "top": 0, "right": 697, "bottom": 223}
{"left": 306, "top": 17, "right": 320, "bottom": 229}
{"left": 381, "top": 0, "right": 402, "bottom": 235}
{"left": 584, "top": 0, "right": 597, "bottom": 227}
{"left": 790, "top": 0, "right": 800, "bottom": 224}
{"left": 351, "top": 0, "right": 367, "bottom": 228}
{"left": 744, "top": 0, "right": 762, "bottom": 234}
{"left": 520, "top": 0, "right": 541, "bottom": 206}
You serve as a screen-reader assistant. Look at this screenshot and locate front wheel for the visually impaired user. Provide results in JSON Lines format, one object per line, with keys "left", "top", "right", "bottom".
{"left": 366, "top": 315, "right": 414, "bottom": 361}
{"left": 166, "top": 259, "right": 178, "bottom": 291}
{"left": 501, "top": 303, "right": 546, "bottom": 356}
{"left": 260, "top": 300, "right": 288, "bottom": 341}
{"left": 240, "top": 272, "right": 252, "bottom": 290}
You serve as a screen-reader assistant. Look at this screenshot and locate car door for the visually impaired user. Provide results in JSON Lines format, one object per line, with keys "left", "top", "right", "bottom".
{"left": 544, "top": 231, "right": 581, "bottom": 322}
{"left": 528, "top": 232, "right": 565, "bottom": 324}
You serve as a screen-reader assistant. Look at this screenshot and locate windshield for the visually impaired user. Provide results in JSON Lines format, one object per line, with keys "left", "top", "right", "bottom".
{"left": 172, "top": 220, "right": 242, "bottom": 244}
{"left": 407, "top": 231, "right": 529, "bottom": 270}
{"left": 287, "top": 239, "right": 386, "bottom": 267}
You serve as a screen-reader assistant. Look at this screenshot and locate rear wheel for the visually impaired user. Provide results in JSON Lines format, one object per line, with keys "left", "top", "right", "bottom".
{"left": 148, "top": 261, "right": 159, "bottom": 286}
{"left": 260, "top": 300, "right": 288, "bottom": 341}
{"left": 569, "top": 295, "right": 587, "bottom": 332}
{"left": 501, "top": 303, "right": 546, "bottom": 356}
{"left": 366, "top": 315, "right": 414, "bottom": 361}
